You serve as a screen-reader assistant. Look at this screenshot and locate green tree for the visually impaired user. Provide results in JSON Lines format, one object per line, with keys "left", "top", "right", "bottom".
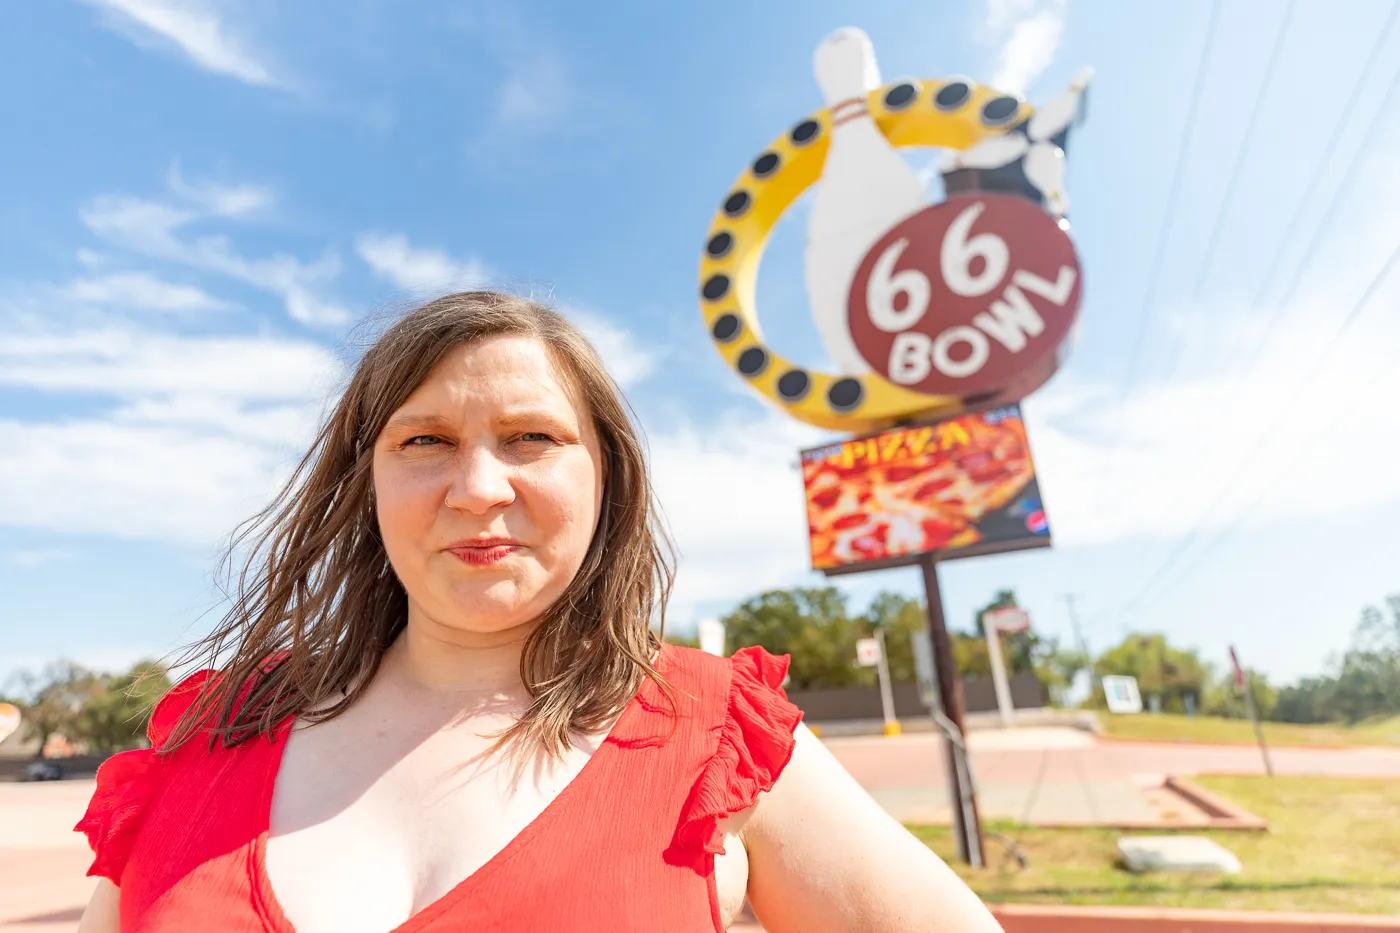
{"left": 723, "top": 587, "right": 870, "bottom": 690}
{"left": 661, "top": 630, "right": 699, "bottom": 650}
{"left": 1201, "top": 667, "right": 1277, "bottom": 719}
{"left": 1269, "top": 595, "right": 1400, "bottom": 724}
{"left": 10, "top": 660, "right": 172, "bottom": 756}
{"left": 860, "top": 592, "right": 927, "bottom": 683}
{"left": 68, "top": 660, "right": 171, "bottom": 754}
{"left": 1034, "top": 637, "right": 1091, "bottom": 706}
{"left": 972, "top": 590, "right": 1043, "bottom": 676}
{"left": 1272, "top": 676, "right": 1334, "bottom": 724}
{"left": 1092, "top": 633, "right": 1207, "bottom": 714}
{"left": 13, "top": 661, "right": 100, "bottom": 756}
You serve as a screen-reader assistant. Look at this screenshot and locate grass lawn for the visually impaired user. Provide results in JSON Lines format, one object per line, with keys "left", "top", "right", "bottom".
{"left": 908, "top": 775, "right": 1400, "bottom": 914}
{"left": 1097, "top": 712, "right": 1400, "bottom": 747}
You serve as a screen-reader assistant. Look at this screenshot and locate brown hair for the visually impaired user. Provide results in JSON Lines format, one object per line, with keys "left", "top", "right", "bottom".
{"left": 165, "top": 291, "right": 676, "bottom": 759}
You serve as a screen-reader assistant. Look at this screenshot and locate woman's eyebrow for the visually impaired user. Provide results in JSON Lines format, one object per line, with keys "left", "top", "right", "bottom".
{"left": 495, "top": 409, "right": 577, "bottom": 431}
{"left": 382, "top": 413, "right": 453, "bottom": 433}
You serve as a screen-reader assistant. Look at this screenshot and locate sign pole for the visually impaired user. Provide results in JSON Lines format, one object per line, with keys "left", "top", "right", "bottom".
{"left": 919, "top": 557, "right": 985, "bottom": 866}
{"left": 983, "top": 619, "right": 1015, "bottom": 728}
{"left": 873, "top": 625, "right": 900, "bottom": 735}
{"left": 1230, "top": 646, "right": 1274, "bottom": 777}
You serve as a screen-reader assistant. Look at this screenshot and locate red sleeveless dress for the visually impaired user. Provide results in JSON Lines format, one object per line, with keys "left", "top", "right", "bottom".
{"left": 75, "top": 645, "right": 802, "bottom": 932}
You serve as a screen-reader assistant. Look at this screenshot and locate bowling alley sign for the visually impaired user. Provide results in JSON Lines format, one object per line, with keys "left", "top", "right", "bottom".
{"left": 699, "top": 27, "right": 1090, "bottom": 432}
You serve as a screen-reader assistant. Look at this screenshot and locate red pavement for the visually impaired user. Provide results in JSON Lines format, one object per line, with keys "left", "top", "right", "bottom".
{"left": 825, "top": 734, "right": 1400, "bottom": 789}
{"left": 6, "top": 734, "right": 1399, "bottom": 932}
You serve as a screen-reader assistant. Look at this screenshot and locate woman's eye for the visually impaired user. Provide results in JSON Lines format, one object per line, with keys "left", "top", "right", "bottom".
{"left": 405, "top": 435, "right": 441, "bottom": 447}
{"left": 518, "top": 432, "right": 554, "bottom": 443}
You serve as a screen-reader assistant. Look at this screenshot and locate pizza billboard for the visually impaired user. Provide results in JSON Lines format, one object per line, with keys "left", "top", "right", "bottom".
{"left": 800, "top": 405, "right": 1050, "bottom": 574}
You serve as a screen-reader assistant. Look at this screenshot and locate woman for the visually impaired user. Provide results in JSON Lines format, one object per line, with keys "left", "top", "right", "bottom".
{"left": 75, "top": 291, "right": 1002, "bottom": 932}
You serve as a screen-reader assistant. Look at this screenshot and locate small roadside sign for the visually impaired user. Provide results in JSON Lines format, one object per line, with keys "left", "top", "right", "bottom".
{"left": 1102, "top": 675, "right": 1143, "bottom": 714}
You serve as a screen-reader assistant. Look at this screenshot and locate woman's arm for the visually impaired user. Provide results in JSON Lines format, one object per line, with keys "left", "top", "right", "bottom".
{"left": 76, "top": 879, "right": 120, "bottom": 933}
{"left": 743, "top": 724, "right": 1003, "bottom": 933}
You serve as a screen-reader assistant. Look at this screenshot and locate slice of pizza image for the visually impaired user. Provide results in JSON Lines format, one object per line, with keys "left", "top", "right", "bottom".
{"left": 803, "top": 413, "right": 1036, "bottom": 569}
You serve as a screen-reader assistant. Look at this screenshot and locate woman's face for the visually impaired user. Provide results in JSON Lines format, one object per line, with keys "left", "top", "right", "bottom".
{"left": 373, "top": 335, "right": 604, "bottom": 639}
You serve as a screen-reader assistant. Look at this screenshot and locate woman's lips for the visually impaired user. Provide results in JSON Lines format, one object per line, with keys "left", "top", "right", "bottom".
{"left": 446, "top": 544, "right": 521, "bottom": 566}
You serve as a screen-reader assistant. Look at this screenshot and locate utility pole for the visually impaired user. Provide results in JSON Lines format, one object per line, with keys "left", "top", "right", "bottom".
{"left": 1061, "top": 593, "right": 1089, "bottom": 657}
{"left": 1061, "top": 593, "right": 1092, "bottom": 707}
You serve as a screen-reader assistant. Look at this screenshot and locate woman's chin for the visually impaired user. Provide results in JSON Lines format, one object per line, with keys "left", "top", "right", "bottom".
{"left": 423, "top": 583, "right": 549, "bottom": 635}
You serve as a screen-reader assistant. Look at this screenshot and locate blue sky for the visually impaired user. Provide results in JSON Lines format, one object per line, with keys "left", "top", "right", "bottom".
{"left": 3, "top": 0, "right": 1400, "bottom": 688}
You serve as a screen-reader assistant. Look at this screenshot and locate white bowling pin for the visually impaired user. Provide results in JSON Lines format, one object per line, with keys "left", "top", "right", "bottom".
{"left": 939, "top": 133, "right": 1029, "bottom": 173}
{"left": 1028, "top": 66, "right": 1093, "bottom": 143}
{"left": 805, "top": 27, "right": 929, "bottom": 375}
{"left": 1022, "top": 143, "right": 1069, "bottom": 217}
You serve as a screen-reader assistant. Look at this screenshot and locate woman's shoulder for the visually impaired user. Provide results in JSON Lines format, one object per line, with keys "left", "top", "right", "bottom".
{"left": 73, "top": 662, "right": 286, "bottom": 886}
{"left": 73, "top": 669, "right": 219, "bottom": 884}
{"left": 659, "top": 643, "right": 799, "bottom": 706}
{"left": 659, "top": 644, "right": 805, "bottom": 867}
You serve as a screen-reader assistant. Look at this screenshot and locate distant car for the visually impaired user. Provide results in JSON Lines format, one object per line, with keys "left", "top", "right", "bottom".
{"left": 22, "top": 761, "right": 62, "bottom": 782}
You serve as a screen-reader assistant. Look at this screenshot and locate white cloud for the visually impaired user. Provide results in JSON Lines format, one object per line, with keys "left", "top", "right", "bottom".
{"left": 352, "top": 235, "right": 654, "bottom": 387}
{"left": 81, "top": 181, "right": 349, "bottom": 326}
{"left": 82, "top": 0, "right": 280, "bottom": 88}
{"left": 167, "top": 166, "right": 275, "bottom": 217}
{"left": 495, "top": 57, "right": 571, "bottom": 129}
{"left": 0, "top": 416, "right": 297, "bottom": 544}
{"left": 1026, "top": 246, "right": 1400, "bottom": 548}
{"left": 0, "top": 328, "right": 339, "bottom": 401}
{"left": 984, "top": 0, "right": 1066, "bottom": 96}
{"left": 355, "top": 233, "right": 491, "bottom": 293}
{"left": 64, "top": 271, "right": 232, "bottom": 312}
{"left": 648, "top": 411, "right": 829, "bottom": 627}
{"left": 0, "top": 323, "right": 341, "bottom": 544}
{"left": 1, "top": 549, "right": 77, "bottom": 570}
{"left": 561, "top": 307, "right": 657, "bottom": 389}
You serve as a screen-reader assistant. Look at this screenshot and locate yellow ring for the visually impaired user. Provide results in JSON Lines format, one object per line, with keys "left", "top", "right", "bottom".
{"left": 699, "top": 78, "right": 1037, "bottom": 432}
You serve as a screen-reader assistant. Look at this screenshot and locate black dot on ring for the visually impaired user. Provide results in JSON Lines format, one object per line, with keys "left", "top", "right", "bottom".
{"left": 701, "top": 274, "right": 730, "bottom": 302}
{"left": 828, "top": 378, "right": 863, "bottom": 412}
{"left": 934, "top": 81, "right": 972, "bottom": 110}
{"left": 723, "top": 190, "right": 751, "bottom": 217}
{"left": 982, "top": 96, "right": 1020, "bottom": 125}
{"left": 711, "top": 313, "right": 742, "bottom": 343}
{"left": 737, "top": 347, "right": 768, "bottom": 377}
{"left": 776, "top": 369, "right": 811, "bottom": 401}
{"left": 706, "top": 231, "right": 733, "bottom": 258}
{"left": 790, "top": 119, "right": 820, "bottom": 145}
{"left": 884, "top": 83, "right": 917, "bottom": 110}
{"left": 752, "top": 152, "right": 780, "bottom": 177}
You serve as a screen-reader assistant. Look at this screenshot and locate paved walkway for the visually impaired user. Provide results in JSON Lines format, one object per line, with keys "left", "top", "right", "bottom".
{"left": 5, "top": 731, "right": 1398, "bottom": 931}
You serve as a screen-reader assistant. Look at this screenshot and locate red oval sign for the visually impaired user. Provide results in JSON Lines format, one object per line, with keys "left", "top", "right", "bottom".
{"left": 847, "top": 194, "right": 1083, "bottom": 399}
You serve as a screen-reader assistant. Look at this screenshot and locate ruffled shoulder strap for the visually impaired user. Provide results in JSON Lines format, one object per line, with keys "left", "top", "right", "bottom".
{"left": 74, "top": 669, "right": 215, "bottom": 884}
{"left": 671, "top": 646, "right": 804, "bottom": 867}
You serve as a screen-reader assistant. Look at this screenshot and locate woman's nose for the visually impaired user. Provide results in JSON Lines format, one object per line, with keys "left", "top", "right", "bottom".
{"left": 443, "top": 445, "right": 516, "bottom": 514}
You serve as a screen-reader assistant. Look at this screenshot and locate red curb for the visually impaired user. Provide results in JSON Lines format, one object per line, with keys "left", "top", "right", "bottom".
{"left": 1162, "top": 776, "right": 1270, "bottom": 830}
{"left": 1095, "top": 735, "right": 1400, "bottom": 752}
{"left": 989, "top": 904, "right": 1400, "bottom": 932}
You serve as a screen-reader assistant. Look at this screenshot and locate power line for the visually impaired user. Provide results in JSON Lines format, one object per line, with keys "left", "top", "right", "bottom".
{"left": 1115, "top": 238, "right": 1400, "bottom": 616}
{"left": 1153, "top": 0, "right": 1297, "bottom": 385}
{"left": 1091, "top": 0, "right": 1221, "bottom": 510}
{"left": 1097, "top": 10, "right": 1400, "bottom": 621}
{"left": 1219, "top": 2, "right": 1400, "bottom": 388}
{"left": 1120, "top": 329, "right": 1400, "bottom": 616}
{"left": 1061, "top": 593, "right": 1089, "bottom": 657}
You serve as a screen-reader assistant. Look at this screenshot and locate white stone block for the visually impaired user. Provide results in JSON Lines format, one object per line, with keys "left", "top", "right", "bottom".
{"left": 1117, "top": 835, "right": 1242, "bottom": 874}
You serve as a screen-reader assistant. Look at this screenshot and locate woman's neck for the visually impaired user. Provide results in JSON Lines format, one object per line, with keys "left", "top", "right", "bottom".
{"left": 380, "top": 609, "right": 540, "bottom": 699}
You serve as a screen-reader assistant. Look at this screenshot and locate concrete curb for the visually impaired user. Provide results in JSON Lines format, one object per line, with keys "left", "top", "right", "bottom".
{"left": 1164, "top": 776, "right": 1269, "bottom": 830}
{"left": 990, "top": 904, "right": 1400, "bottom": 932}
